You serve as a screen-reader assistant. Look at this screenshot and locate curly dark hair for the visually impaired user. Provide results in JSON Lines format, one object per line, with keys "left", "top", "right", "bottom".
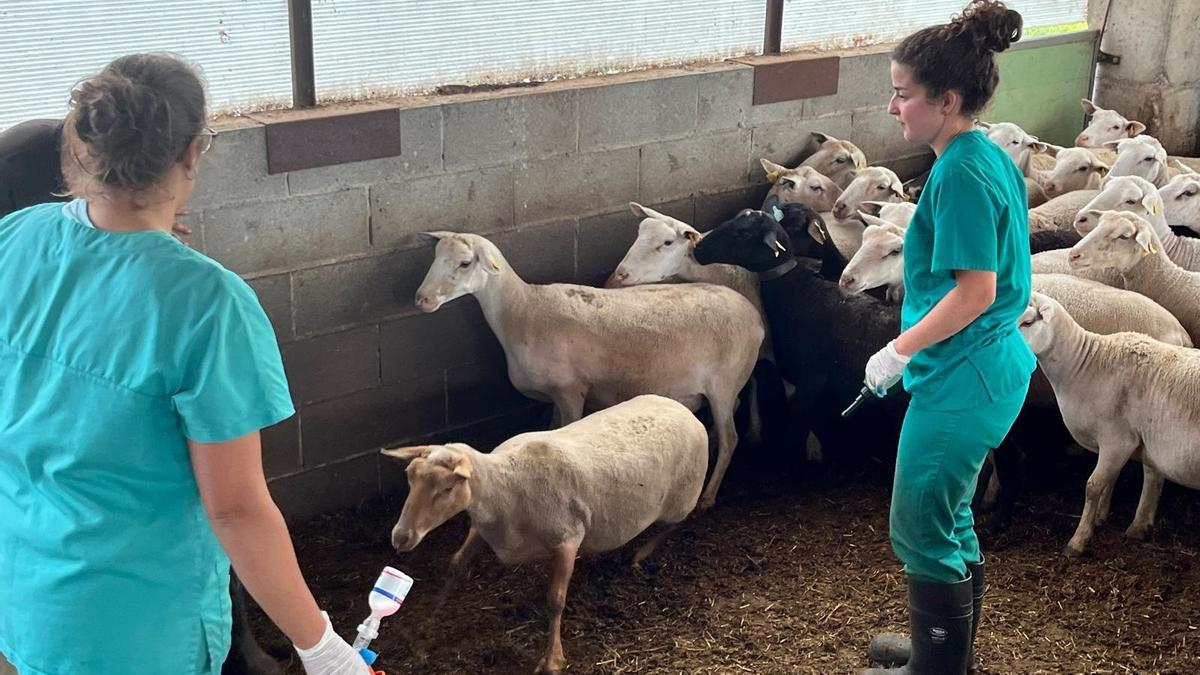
{"left": 892, "top": 0, "right": 1024, "bottom": 116}
{"left": 62, "top": 53, "right": 207, "bottom": 196}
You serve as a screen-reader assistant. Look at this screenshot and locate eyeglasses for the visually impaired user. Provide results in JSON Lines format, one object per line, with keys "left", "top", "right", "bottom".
{"left": 198, "top": 127, "right": 218, "bottom": 154}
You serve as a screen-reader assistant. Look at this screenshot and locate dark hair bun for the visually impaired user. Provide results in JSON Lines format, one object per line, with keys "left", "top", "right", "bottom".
{"left": 946, "top": 0, "right": 1023, "bottom": 54}
{"left": 66, "top": 53, "right": 205, "bottom": 192}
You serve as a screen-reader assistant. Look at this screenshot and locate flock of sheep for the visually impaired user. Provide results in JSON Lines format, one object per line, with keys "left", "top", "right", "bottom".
{"left": 377, "top": 98, "right": 1200, "bottom": 674}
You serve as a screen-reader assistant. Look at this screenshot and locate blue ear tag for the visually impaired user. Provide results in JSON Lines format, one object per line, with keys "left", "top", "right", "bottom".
{"left": 771, "top": 205, "right": 785, "bottom": 221}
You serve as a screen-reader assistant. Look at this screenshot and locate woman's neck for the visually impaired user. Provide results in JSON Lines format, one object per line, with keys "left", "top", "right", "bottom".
{"left": 930, "top": 117, "right": 978, "bottom": 157}
{"left": 86, "top": 195, "right": 177, "bottom": 234}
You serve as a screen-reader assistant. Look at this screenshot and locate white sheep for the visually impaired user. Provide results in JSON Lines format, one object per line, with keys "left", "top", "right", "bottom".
{"left": 831, "top": 166, "right": 905, "bottom": 222}
{"left": 1027, "top": 189, "right": 1100, "bottom": 233}
{"left": 1159, "top": 162, "right": 1200, "bottom": 234}
{"left": 383, "top": 395, "right": 709, "bottom": 674}
{"left": 979, "top": 121, "right": 1057, "bottom": 206}
{"left": 1072, "top": 175, "right": 1200, "bottom": 271}
{"left": 1076, "top": 98, "right": 1147, "bottom": 147}
{"left": 1068, "top": 210, "right": 1200, "bottom": 344}
{"left": 798, "top": 132, "right": 867, "bottom": 189}
{"left": 858, "top": 200, "right": 916, "bottom": 229}
{"left": 838, "top": 222, "right": 905, "bottom": 303}
{"left": 1019, "top": 292, "right": 1200, "bottom": 556}
{"left": 1040, "top": 147, "right": 1111, "bottom": 198}
{"left": 415, "top": 231, "right": 764, "bottom": 509}
{"left": 1106, "top": 135, "right": 1183, "bottom": 187}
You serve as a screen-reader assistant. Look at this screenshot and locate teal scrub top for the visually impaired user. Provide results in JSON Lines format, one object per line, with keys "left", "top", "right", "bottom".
{"left": 0, "top": 201, "right": 294, "bottom": 674}
{"left": 900, "top": 129, "right": 1037, "bottom": 411}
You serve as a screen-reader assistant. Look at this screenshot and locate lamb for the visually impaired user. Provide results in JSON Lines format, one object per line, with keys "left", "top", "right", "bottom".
{"left": 414, "top": 232, "right": 763, "bottom": 508}
{"left": 383, "top": 395, "right": 709, "bottom": 674}
{"left": 839, "top": 222, "right": 906, "bottom": 303}
{"left": 1072, "top": 175, "right": 1200, "bottom": 271}
{"left": 1068, "top": 210, "right": 1200, "bottom": 344}
{"left": 1018, "top": 293, "right": 1200, "bottom": 556}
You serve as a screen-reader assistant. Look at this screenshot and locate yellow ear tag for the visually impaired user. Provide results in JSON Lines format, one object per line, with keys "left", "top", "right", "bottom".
{"left": 766, "top": 170, "right": 781, "bottom": 183}
{"left": 1152, "top": 201, "right": 1161, "bottom": 215}
{"left": 487, "top": 256, "right": 501, "bottom": 271}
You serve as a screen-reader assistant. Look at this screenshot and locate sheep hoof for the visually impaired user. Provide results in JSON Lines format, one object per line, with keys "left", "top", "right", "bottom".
{"left": 695, "top": 497, "right": 716, "bottom": 512}
{"left": 535, "top": 654, "right": 566, "bottom": 674}
{"left": 1063, "top": 541, "right": 1087, "bottom": 559}
{"left": 1125, "top": 524, "right": 1151, "bottom": 541}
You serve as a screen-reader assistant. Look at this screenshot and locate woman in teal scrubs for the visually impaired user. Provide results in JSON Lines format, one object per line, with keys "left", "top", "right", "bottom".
{"left": 0, "top": 55, "right": 368, "bottom": 675}
{"left": 860, "top": 3, "right": 1036, "bottom": 674}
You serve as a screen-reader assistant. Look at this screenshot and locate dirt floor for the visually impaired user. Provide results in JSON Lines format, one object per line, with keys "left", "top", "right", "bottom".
{"left": 253, "top": 446, "right": 1200, "bottom": 675}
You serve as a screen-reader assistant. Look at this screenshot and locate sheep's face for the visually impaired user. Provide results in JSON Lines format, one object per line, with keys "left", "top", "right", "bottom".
{"left": 800, "top": 135, "right": 866, "bottom": 185}
{"left": 833, "top": 167, "right": 904, "bottom": 221}
{"left": 1018, "top": 292, "right": 1058, "bottom": 355}
{"left": 839, "top": 224, "right": 905, "bottom": 295}
{"left": 860, "top": 201, "right": 917, "bottom": 229}
{"left": 382, "top": 444, "right": 475, "bottom": 552}
{"left": 415, "top": 233, "right": 502, "bottom": 312}
{"left": 984, "top": 122, "right": 1048, "bottom": 166}
{"left": 762, "top": 161, "right": 841, "bottom": 212}
{"left": 694, "top": 209, "right": 791, "bottom": 273}
{"left": 1108, "top": 135, "right": 1168, "bottom": 183}
{"left": 1043, "top": 148, "right": 1109, "bottom": 198}
{"left": 1076, "top": 100, "right": 1145, "bottom": 147}
{"left": 1159, "top": 173, "right": 1200, "bottom": 232}
{"left": 1069, "top": 211, "right": 1159, "bottom": 273}
{"left": 607, "top": 206, "right": 700, "bottom": 288}
{"left": 1074, "top": 176, "right": 1161, "bottom": 234}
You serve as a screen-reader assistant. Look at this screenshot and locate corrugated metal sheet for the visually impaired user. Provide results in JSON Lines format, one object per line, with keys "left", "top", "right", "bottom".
{"left": 0, "top": 0, "right": 292, "bottom": 130}
{"left": 781, "top": 0, "right": 1087, "bottom": 50}
{"left": 310, "top": 0, "right": 766, "bottom": 100}
{"left": 0, "top": 0, "right": 1087, "bottom": 130}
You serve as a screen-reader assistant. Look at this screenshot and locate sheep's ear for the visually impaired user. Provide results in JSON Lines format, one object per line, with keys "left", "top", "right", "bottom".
{"left": 1076, "top": 209, "right": 1104, "bottom": 234}
{"left": 421, "top": 231, "right": 454, "bottom": 241}
{"left": 859, "top": 201, "right": 886, "bottom": 216}
{"left": 1174, "top": 160, "right": 1198, "bottom": 175}
{"left": 1094, "top": 162, "right": 1110, "bottom": 176}
{"left": 1133, "top": 219, "right": 1157, "bottom": 255}
{"left": 381, "top": 445, "right": 434, "bottom": 462}
{"left": 1140, "top": 190, "right": 1162, "bottom": 216}
{"left": 1081, "top": 98, "right": 1099, "bottom": 115}
{"left": 1029, "top": 140, "right": 1049, "bottom": 154}
{"left": 859, "top": 212, "right": 890, "bottom": 228}
{"left": 976, "top": 120, "right": 993, "bottom": 130}
{"left": 760, "top": 158, "right": 788, "bottom": 183}
{"left": 1103, "top": 140, "right": 1123, "bottom": 151}
{"left": 1127, "top": 120, "right": 1147, "bottom": 136}
{"left": 811, "top": 132, "right": 836, "bottom": 145}
{"left": 1043, "top": 143, "right": 1065, "bottom": 157}
{"left": 630, "top": 202, "right": 670, "bottom": 222}
{"left": 889, "top": 180, "right": 905, "bottom": 200}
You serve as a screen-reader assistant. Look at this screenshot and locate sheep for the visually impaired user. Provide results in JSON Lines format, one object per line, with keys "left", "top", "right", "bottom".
{"left": 1106, "top": 135, "right": 1185, "bottom": 188}
{"left": 798, "top": 132, "right": 867, "bottom": 189}
{"left": 414, "top": 232, "right": 763, "bottom": 509}
{"left": 831, "top": 166, "right": 906, "bottom": 223}
{"left": 1076, "top": 98, "right": 1146, "bottom": 147}
{"left": 858, "top": 200, "right": 917, "bottom": 229}
{"left": 760, "top": 161, "right": 842, "bottom": 213}
{"left": 1040, "top": 147, "right": 1111, "bottom": 198}
{"left": 605, "top": 203, "right": 760, "bottom": 313}
{"left": 1069, "top": 210, "right": 1200, "bottom": 344}
{"left": 383, "top": 395, "right": 709, "bottom": 674}
{"left": 1072, "top": 175, "right": 1200, "bottom": 271}
{"left": 839, "top": 222, "right": 905, "bottom": 303}
{"left": 1018, "top": 292, "right": 1200, "bottom": 556}
{"left": 1027, "top": 189, "right": 1100, "bottom": 233}
{"left": 979, "top": 121, "right": 1056, "bottom": 206}
{"left": 1159, "top": 163, "right": 1200, "bottom": 235}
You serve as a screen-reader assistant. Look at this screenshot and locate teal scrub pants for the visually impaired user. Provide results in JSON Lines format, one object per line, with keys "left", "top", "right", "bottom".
{"left": 890, "top": 386, "right": 1027, "bottom": 583}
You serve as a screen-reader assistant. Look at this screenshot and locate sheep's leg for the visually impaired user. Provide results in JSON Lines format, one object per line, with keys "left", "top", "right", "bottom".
{"left": 696, "top": 391, "right": 739, "bottom": 511}
{"left": 548, "top": 389, "right": 586, "bottom": 428}
{"left": 632, "top": 522, "right": 681, "bottom": 568}
{"left": 448, "top": 526, "right": 487, "bottom": 577}
{"left": 536, "top": 540, "right": 580, "bottom": 675}
{"left": 1096, "top": 481, "right": 1115, "bottom": 526}
{"left": 1126, "top": 464, "right": 1164, "bottom": 541}
{"left": 1066, "top": 446, "right": 1134, "bottom": 558}
{"left": 744, "top": 374, "right": 763, "bottom": 443}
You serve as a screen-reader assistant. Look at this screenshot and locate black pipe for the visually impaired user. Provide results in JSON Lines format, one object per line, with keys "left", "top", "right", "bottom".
{"left": 288, "top": 0, "right": 316, "bottom": 108}
{"left": 763, "top": 0, "right": 784, "bottom": 55}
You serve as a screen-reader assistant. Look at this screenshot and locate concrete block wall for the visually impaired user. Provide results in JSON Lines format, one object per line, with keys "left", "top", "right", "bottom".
{"left": 192, "top": 49, "right": 930, "bottom": 520}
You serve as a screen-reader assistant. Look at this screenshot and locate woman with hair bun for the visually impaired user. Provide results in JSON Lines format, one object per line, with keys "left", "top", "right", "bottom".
{"left": 860, "top": 3, "right": 1035, "bottom": 673}
{"left": 0, "top": 54, "right": 369, "bottom": 675}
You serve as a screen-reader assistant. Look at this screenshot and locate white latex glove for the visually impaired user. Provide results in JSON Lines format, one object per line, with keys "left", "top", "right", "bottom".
{"left": 295, "top": 611, "right": 372, "bottom": 675}
{"left": 864, "top": 340, "right": 911, "bottom": 397}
